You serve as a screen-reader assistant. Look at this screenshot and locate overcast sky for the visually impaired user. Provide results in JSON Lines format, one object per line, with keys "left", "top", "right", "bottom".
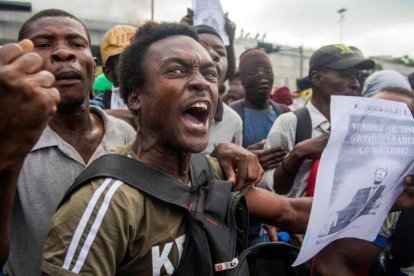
{"left": 152, "top": 0, "right": 414, "bottom": 58}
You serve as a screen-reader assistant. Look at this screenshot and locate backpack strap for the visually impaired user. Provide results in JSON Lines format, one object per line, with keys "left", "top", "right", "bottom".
{"left": 61, "top": 153, "right": 217, "bottom": 209}
{"left": 229, "top": 99, "right": 245, "bottom": 120}
{"left": 389, "top": 209, "right": 414, "bottom": 268}
{"left": 62, "top": 154, "right": 199, "bottom": 209}
{"left": 190, "top": 153, "right": 214, "bottom": 189}
{"left": 269, "top": 101, "right": 290, "bottom": 116}
{"left": 293, "top": 107, "right": 312, "bottom": 144}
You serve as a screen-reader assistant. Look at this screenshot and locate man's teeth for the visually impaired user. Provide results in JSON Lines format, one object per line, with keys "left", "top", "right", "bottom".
{"left": 190, "top": 102, "right": 208, "bottom": 110}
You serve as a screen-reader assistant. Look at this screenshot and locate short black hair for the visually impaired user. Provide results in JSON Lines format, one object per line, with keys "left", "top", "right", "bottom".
{"left": 239, "top": 47, "right": 265, "bottom": 59}
{"left": 18, "top": 9, "right": 91, "bottom": 44}
{"left": 120, "top": 21, "right": 199, "bottom": 104}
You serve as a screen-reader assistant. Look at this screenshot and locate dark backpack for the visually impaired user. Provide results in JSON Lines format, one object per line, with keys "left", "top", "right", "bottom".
{"left": 61, "top": 153, "right": 309, "bottom": 275}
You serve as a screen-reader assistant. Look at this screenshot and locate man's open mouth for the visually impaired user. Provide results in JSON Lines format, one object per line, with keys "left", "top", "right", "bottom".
{"left": 258, "top": 84, "right": 269, "bottom": 92}
{"left": 182, "top": 101, "right": 210, "bottom": 128}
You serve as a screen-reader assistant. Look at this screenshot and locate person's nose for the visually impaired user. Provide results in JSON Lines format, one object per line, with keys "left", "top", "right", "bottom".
{"left": 188, "top": 72, "right": 212, "bottom": 95}
{"left": 51, "top": 44, "right": 76, "bottom": 63}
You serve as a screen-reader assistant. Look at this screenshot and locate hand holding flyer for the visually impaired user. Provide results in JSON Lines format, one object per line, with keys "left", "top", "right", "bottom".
{"left": 294, "top": 95, "right": 414, "bottom": 266}
{"left": 192, "top": 0, "right": 229, "bottom": 45}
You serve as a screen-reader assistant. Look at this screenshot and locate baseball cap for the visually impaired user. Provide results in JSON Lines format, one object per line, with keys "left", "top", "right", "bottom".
{"left": 100, "top": 25, "right": 136, "bottom": 65}
{"left": 309, "top": 44, "right": 375, "bottom": 73}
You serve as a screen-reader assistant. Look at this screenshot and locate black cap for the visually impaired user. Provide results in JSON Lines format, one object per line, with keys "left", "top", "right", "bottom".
{"left": 193, "top": 25, "right": 223, "bottom": 41}
{"left": 309, "top": 44, "right": 375, "bottom": 74}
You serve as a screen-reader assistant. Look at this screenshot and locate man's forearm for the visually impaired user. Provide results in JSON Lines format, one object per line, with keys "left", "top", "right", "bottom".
{"left": 244, "top": 187, "right": 311, "bottom": 233}
{"left": 225, "top": 43, "right": 236, "bottom": 80}
{"left": 313, "top": 238, "right": 381, "bottom": 275}
{"left": 0, "top": 162, "right": 22, "bottom": 265}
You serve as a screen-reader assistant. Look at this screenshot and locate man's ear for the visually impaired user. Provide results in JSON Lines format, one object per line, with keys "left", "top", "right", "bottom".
{"left": 92, "top": 57, "right": 97, "bottom": 79}
{"left": 128, "top": 88, "right": 142, "bottom": 114}
{"left": 310, "top": 70, "right": 323, "bottom": 89}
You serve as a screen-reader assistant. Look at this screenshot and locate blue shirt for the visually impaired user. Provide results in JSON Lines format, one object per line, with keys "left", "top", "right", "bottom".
{"left": 242, "top": 107, "right": 277, "bottom": 148}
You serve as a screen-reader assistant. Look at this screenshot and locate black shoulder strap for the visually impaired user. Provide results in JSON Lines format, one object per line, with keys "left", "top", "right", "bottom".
{"left": 389, "top": 209, "right": 414, "bottom": 267}
{"left": 269, "top": 101, "right": 290, "bottom": 115}
{"left": 293, "top": 107, "right": 312, "bottom": 144}
{"left": 229, "top": 100, "right": 245, "bottom": 120}
{"left": 61, "top": 153, "right": 214, "bottom": 210}
{"left": 190, "top": 153, "right": 214, "bottom": 189}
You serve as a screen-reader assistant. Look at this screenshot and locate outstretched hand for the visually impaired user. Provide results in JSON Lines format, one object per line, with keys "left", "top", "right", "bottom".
{"left": 211, "top": 143, "right": 264, "bottom": 191}
{"left": 224, "top": 13, "right": 236, "bottom": 42}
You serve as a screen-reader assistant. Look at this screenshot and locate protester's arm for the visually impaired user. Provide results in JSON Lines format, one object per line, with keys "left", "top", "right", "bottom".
{"left": 244, "top": 187, "right": 312, "bottom": 233}
{"left": 0, "top": 40, "right": 59, "bottom": 265}
{"left": 224, "top": 14, "right": 236, "bottom": 81}
{"left": 210, "top": 143, "right": 264, "bottom": 191}
{"left": 273, "top": 134, "right": 329, "bottom": 194}
{"left": 313, "top": 238, "right": 381, "bottom": 276}
{"left": 180, "top": 8, "right": 194, "bottom": 26}
{"left": 0, "top": 165, "right": 23, "bottom": 265}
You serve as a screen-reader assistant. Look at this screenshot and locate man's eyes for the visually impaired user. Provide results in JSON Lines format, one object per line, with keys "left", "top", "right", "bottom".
{"left": 33, "top": 40, "right": 86, "bottom": 49}
{"left": 168, "top": 67, "right": 185, "bottom": 74}
{"left": 34, "top": 42, "right": 51, "bottom": 49}
{"left": 203, "top": 70, "right": 218, "bottom": 81}
{"left": 216, "top": 50, "right": 227, "bottom": 57}
{"left": 70, "top": 41, "right": 86, "bottom": 48}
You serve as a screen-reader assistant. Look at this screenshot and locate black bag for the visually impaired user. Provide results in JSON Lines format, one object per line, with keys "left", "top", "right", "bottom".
{"left": 229, "top": 242, "right": 310, "bottom": 276}
{"left": 61, "top": 153, "right": 309, "bottom": 275}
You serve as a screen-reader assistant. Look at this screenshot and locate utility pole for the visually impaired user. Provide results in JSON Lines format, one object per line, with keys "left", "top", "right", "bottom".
{"left": 151, "top": 0, "right": 154, "bottom": 20}
{"left": 337, "top": 8, "right": 346, "bottom": 43}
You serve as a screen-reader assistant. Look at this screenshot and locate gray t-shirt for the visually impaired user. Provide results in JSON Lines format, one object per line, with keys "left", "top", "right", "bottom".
{"left": 205, "top": 103, "right": 243, "bottom": 154}
{"left": 4, "top": 107, "right": 135, "bottom": 276}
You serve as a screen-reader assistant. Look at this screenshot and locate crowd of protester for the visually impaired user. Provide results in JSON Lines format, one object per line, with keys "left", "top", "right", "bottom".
{"left": 1, "top": 7, "right": 414, "bottom": 276}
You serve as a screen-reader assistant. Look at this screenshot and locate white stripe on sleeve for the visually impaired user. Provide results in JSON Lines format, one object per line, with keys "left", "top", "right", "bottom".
{"left": 71, "top": 180, "right": 124, "bottom": 273}
{"left": 62, "top": 178, "right": 113, "bottom": 270}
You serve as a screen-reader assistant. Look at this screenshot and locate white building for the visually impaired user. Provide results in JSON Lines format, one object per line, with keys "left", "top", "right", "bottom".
{"left": 0, "top": 0, "right": 151, "bottom": 64}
